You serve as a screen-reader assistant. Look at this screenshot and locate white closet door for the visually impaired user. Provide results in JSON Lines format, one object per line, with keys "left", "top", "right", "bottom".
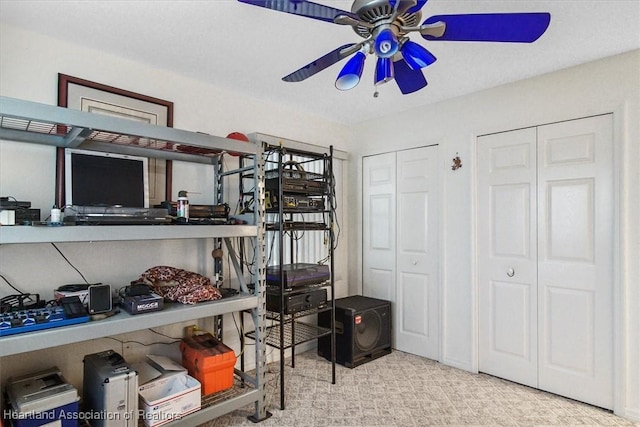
{"left": 362, "top": 152, "right": 396, "bottom": 303}
{"left": 395, "top": 146, "right": 440, "bottom": 359}
{"left": 478, "top": 128, "right": 539, "bottom": 387}
{"left": 537, "top": 115, "right": 613, "bottom": 409}
{"left": 478, "top": 115, "right": 614, "bottom": 409}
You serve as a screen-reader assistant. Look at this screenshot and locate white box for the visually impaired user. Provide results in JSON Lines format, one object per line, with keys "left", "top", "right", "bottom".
{"left": 135, "top": 356, "right": 201, "bottom": 427}
{"left": 0, "top": 209, "right": 16, "bottom": 225}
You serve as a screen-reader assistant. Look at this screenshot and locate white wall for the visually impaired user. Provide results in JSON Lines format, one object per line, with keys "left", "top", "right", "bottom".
{"left": 0, "top": 24, "right": 351, "bottom": 391}
{"left": 347, "top": 49, "right": 640, "bottom": 420}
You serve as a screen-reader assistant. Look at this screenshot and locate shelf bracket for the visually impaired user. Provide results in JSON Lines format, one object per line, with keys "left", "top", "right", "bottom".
{"left": 224, "top": 237, "right": 249, "bottom": 293}
{"left": 0, "top": 127, "right": 66, "bottom": 146}
{"left": 62, "top": 126, "right": 93, "bottom": 148}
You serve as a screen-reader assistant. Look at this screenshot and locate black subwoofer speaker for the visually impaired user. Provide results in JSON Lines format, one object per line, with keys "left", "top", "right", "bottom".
{"left": 318, "top": 295, "right": 392, "bottom": 368}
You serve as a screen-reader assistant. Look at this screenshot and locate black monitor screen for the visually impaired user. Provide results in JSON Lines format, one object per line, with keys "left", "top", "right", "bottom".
{"left": 65, "top": 149, "right": 148, "bottom": 208}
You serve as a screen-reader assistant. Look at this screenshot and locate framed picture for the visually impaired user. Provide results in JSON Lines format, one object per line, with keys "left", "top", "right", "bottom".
{"left": 56, "top": 73, "right": 174, "bottom": 208}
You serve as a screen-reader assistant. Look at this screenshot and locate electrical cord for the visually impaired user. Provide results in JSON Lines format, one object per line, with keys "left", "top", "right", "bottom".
{"left": 50, "top": 242, "right": 90, "bottom": 284}
{"left": 0, "top": 273, "right": 26, "bottom": 294}
{"left": 103, "top": 335, "right": 181, "bottom": 347}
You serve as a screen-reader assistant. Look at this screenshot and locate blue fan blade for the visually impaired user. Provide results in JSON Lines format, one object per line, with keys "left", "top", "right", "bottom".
{"left": 408, "top": 0, "right": 428, "bottom": 14}
{"left": 393, "top": 58, "right": 428, "bottom": 94}
{"left": 237, "top": 0, "right": 357, "bottom": 23}
{"left": 423, "top": 13, "right": 551, "bottom": 43}
{"left": 283, "top": 44, "right": 357, "bottom": 82}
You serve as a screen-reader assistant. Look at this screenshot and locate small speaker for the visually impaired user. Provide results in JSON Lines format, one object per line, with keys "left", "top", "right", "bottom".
{"left": 318, "top": 295, "right": 391, "bottom": 368}
{"left": 88, "top": 284, "right": 112, "bottom": 314}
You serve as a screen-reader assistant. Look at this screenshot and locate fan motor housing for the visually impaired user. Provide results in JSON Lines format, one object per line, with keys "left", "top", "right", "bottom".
{"left": 351, "top": 0, "right": 422, "bottom": 38}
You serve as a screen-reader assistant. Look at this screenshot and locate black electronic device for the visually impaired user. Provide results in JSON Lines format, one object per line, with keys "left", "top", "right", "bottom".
{"left": 121, "top": 293, "right": 164, "bottom": 315}
{"left": 65, "top": 148, "right": 149, "bottom": 208}
{"left": 266, "top": 263, "right": 330, "bottom": 289}
{"left": 125, "top": 282, "right": 152, "bottom": 296}
{"left": 265, "top": 177, "right": 327, "bottom": 195}
{"left": 68, "top": 206, "right": 171, "bottom": 225}
{"left": 219, "top": 287, "right": 239, "bottom": 298}
{"left": 266, "top": 221, "right": 327, "bottom": 231}
{"left": 88, "top": 284, "right": 112, "bottom": 314}
{"left": 159, "top": 201, "right": 230, "bottom": 219}
{"left": 265, "top": 192, "right": 325, "bottom": 212}
{"left": 0, "top": 198, "right": 31, "bottom": 209}
{"left": 0, "top": 293, "right": 44, "bottom": 313}
{"left": 318, "top": 295, "right": 392, "bottom": 368}
{"left": 264, "top": 162, "right": 328, "bottom": 195}
{"left": 266, "top": 287, "right": 327, "bottom": 314}
{"left": 60, "top": 296, "right": 89, "bottom": 318}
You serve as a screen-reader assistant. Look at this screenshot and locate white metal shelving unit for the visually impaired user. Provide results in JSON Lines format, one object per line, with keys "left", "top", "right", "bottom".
{"left": 0, "top": 96, "right": 269, "bottom": 425}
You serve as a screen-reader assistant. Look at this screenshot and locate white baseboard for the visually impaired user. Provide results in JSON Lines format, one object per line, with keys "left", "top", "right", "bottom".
{"left": 619, "top": 408, "right": 640, "bottom": 423}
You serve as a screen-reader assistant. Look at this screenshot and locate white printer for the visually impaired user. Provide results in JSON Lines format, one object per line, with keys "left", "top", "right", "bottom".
{"left": 5, "top": 366, "right": 79, "bottom": 427}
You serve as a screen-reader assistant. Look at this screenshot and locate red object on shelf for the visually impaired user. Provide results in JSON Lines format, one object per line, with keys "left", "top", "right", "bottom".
{"left": 226, "top": 132, "right": 249, "bottom": 157}
{"left": 180, "top": 333, "right": 237, "bottom": 396}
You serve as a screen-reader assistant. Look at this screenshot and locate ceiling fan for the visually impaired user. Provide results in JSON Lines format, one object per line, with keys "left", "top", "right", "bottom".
{"left": 237, "top": 0, "right": 551, "bottom": 95}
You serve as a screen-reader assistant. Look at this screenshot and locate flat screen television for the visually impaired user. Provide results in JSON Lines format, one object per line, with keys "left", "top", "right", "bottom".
{"left": 64, "top": 148, "right": 149, "bottom": 208}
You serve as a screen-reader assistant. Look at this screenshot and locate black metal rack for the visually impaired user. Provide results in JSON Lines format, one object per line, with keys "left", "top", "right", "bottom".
{"left": 242, "top": 144, "right": 336, "bottom": 410}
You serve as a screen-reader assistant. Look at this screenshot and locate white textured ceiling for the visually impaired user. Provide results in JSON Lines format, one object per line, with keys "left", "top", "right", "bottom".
{"left": 1, "top": 0, "right": 639, "bottom": 125}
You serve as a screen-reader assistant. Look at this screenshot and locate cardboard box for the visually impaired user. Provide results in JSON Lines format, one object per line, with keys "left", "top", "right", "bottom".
{"left": 135, "top": 356, "right": 201, "bottom": 427}
{"left": 180, "top": 333, "right": 236, "bottom": 395}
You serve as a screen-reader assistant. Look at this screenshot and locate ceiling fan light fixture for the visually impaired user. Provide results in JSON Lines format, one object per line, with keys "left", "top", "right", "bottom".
{"left": 335, "top": 51, "right": 366, "bottom": 91}
{"left": 374, "top": 57, "right": 394, "bottom": 85}
{"left": 374, "top": 27, "right": 399, "bottom": 58}
{"left": 237, "top": 0, "right": 552, "bottom": 96}
{"left": 401, "top": 40, "right": 437, "bottom": 70}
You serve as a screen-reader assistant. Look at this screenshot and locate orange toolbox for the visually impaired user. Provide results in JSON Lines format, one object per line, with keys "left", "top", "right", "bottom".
{"left": 180, "top": 333, "right": 236, "bottom": 395}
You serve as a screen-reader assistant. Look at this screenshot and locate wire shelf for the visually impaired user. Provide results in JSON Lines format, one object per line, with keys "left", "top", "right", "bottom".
{"left": 247, "top": 320, "right": 330, "bottom": 349}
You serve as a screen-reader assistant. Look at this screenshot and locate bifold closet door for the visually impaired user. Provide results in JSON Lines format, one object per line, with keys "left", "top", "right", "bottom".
{"left": 537, "top": 115, "right": 613, "bottom": 409}
{"left": 395, "top": 147, "right": 440, "bottom": 359}
{"left": 478, "top": 128, "right": 539, "bottom": 388}
{"left": 363, "top": 152, "right": 396, "bottom": 303}
{"left": 363, "top": 147, "right": 440, "bottom": 359}
{"left": 478, "top": 115, "right": 614, "bottom": 409}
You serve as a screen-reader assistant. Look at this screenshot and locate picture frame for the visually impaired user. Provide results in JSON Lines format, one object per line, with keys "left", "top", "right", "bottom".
{"left": 56, "top": 73, "right": 174, "bottom": 208}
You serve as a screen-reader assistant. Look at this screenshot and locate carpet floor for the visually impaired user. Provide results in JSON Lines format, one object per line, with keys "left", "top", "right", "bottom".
{"left": 201, "top": 349, "right": 637, "bottom": 427}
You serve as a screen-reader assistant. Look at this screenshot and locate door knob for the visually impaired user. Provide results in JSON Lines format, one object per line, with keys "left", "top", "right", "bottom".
{"left": 412, "top": 261, "right": 418, "bottom": 265}
{"left": 507, "top": 268, "right": 515, "bottom": 277}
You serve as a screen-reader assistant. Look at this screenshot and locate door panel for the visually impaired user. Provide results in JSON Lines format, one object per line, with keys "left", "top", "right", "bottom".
{"left": 537, "top": 115, "right": 613, "bottom": 409}
{"left": 396, "top": 147, "right": 439, "bottom": 359}
{"left": 363, "top": 153, "right": 396, "bottom": 303}
{"left": 492, "top": 183, "right": 532, "bottom": 258}
{"left": 545, "top": 179, "right": 595, "bottom": 262}
{"left": 478, "top": 128, "right": 538, "bottom": 387}
{"left": 544, "top": 286, "right": 594, "bottom": 373}
{"left": 399, "top": 272, "right": 429, "bottom": 336}
{"left": 366, "top": 268, "right": 394, "bottom": 302}
{"left": 491, "top": 280, "right": 532, "bottom": 358}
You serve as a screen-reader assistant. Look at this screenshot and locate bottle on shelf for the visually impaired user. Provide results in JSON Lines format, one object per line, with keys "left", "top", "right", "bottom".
{"left": 177, "top": 190, "right": 190, "bottom": 221}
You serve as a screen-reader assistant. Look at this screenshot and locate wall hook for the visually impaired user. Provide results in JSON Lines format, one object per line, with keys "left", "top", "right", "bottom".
{"left": 452, "top": 153, "right": 462, "bottom": 171}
